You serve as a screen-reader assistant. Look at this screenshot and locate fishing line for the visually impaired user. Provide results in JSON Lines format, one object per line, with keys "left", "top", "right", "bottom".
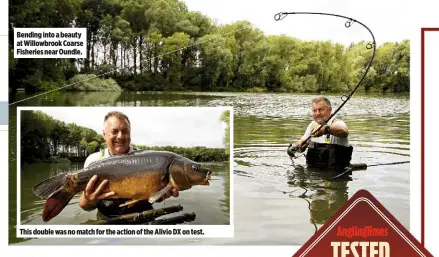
{"left": 366, "top": 161, "right": 410, "bottom": 167}
{"left": 332, "top": 160, "right": 410, "bottom": 179}
{"left": 9, "top": 26, "right": 251, "bottom": 106}
{"left": 235, "top": 168, "right": 302, "bottom": 195}
{"left": 275, "top": 12, "right": 377, "bottom": 156}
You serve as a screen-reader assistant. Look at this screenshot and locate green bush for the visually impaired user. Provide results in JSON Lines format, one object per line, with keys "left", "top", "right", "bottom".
{"left": 65, "top": 74, "right": 122, "bottom": 91}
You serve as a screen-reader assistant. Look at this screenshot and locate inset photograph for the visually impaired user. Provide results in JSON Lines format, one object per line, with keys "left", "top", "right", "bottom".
{"left": 16, "top": 106, "right": 232, "bottom": 239}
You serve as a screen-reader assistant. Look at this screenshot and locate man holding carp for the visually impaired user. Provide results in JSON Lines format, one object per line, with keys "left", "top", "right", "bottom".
{"left": 78, "top": 111, "right": 180, "bottom": 217}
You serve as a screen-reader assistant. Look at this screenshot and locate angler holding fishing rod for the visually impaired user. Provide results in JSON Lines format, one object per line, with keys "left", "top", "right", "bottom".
{"left": 272, "top": 12, "right": 370, "bottom": 176}
{"left": 278, "top": 12, "right": 406, "bottom": 177}
{"left": 288, "top": 96, "right": 353, "bottom": 172}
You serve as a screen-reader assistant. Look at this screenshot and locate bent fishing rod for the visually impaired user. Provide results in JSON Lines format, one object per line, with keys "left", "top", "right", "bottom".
{"left": 274, "top": 12, "right": 377, "bottom": 156}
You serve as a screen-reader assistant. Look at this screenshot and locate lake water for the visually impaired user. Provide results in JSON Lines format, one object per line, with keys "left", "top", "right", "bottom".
{"left": 9, "top": 91, "right": 410, "bottom": 246}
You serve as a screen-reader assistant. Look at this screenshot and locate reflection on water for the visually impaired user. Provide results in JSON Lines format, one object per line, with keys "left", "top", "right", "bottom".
{"left": 10, "top": 91, "right": 409, "bottom": 246}
{"left": 10, "top": 91, "right": 409, "bottom": 118}
{"left": 20, "top": 163, "right": 85, "bottom": 226}
{"left": 10, "top": 91, "right": 224, "bottom": 107}
{"left": 286, "top": 164, "right": 350, "bottom": 231}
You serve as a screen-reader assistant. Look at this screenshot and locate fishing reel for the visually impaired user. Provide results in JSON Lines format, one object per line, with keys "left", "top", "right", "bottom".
{"left": 287, "top": 143, "right": 299, "bottom": 158}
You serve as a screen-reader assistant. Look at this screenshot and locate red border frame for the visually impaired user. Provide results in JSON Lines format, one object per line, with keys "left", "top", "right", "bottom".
{"left": 420, "top": 27, "right": 439, "bottom": 246}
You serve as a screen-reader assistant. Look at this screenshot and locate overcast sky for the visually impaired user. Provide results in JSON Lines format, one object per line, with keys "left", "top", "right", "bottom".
{"left": 182, "top": 0, "right": 412, "bottom": 46}
{"left": 29, "top": 107, "right": 230, "bottom": 148}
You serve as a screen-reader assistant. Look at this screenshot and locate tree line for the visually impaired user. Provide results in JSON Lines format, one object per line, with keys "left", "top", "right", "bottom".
{"left": 20, "top": 110, "right": 106, "bottom": 163}
{"left": 10, "top": 0, "right": 409, "bottom": 95}
{"left": 20, "top": 110, "right": 228, "bottom": 164}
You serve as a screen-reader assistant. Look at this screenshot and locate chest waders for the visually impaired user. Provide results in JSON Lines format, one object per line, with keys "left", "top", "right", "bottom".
{"left": 305, "top": 120, "right": 353, "bottom": 170}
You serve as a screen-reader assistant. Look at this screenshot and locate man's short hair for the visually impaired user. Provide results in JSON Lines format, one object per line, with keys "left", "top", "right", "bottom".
{"left": 104, "top": 111, "right": 130, "bottom": 124}
{"left": 312, "top": 96, "right": 332, "bottom": 107}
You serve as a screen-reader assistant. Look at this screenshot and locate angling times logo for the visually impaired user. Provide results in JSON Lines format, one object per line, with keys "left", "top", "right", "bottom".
{"left": 292, "top": 190, "right": 433, "bottom": 257}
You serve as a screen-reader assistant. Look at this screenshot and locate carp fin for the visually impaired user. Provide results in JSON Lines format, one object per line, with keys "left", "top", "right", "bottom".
{"left": 119, "top": 199, "right": 141, "bottom": 208}
{"left": 33, "top": 172, "right": 77, "bottom": 222}
{"left": 46, "top": 186, "right": 65, "bottom": 199}
{"left": 42, "top": 190, "right": 75, "bottom": 222}
{"left": 148, "top": 183, "right": 173, "bottom": 204}
{"left": 125, "top": 149, "right": 150, "bottom": 155}
{"left": 33, "top": 172, "right": 68, "bottom": 199}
